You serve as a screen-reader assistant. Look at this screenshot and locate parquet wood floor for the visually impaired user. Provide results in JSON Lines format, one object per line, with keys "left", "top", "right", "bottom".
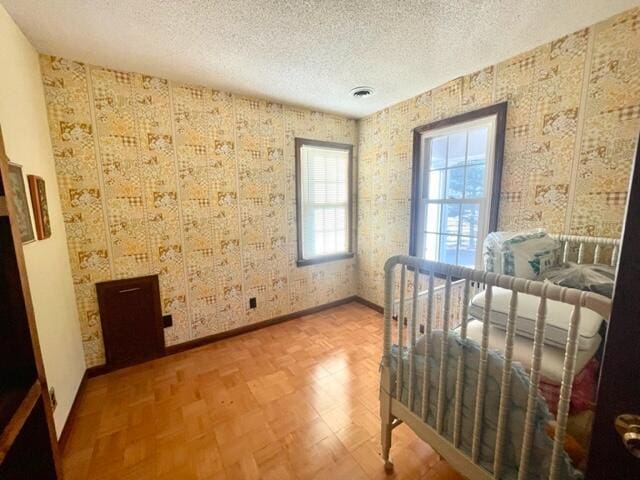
{"left": 61, "top": 302, "right": 464, "bottom": 480}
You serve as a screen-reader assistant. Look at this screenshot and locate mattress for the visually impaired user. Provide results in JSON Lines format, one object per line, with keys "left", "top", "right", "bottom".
{"left": 469, "top": 287, "right": 603, "bottom": 350}
{"left": 462, "top": 320, "right": 600, "bottom": 386}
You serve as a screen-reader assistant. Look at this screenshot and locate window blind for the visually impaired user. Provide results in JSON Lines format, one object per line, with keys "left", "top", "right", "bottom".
{"left": 300, "top": 145, "right": 350, "bottom": 259}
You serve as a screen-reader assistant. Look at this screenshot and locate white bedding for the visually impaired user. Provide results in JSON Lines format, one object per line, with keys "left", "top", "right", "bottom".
{"left": 469, "top": 287, "right": 603, "bottom": 351}
{"left": 462, "top": 320, "right": 600, "bottom": 385}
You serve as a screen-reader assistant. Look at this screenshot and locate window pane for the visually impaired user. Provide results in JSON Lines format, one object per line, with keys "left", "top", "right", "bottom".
{"left": 424, "top": 233, "right": 439, "bottom": 261}
{"left": 447, "top": 132, "right": 466, "bottom": 167}
{"left": 310, "top": 158, "right": 326, "bottom": 182}
{"left": 324, "top": 208, "right": 336, "bottom": 231}
{"left": 325, "top": 157, "right": 337, "bottom": 181}
{"left": 425, "top": 203, "right": 441, "bottom": 233}
{"left": 336, "top": 160, "right": 347, "bottom": 182}
{"left": 446, "top": 167, "right": 464, "bottom": 199}
{"left": 442, "top": 204, "right": 460, "bottom": 234}
{"left": 336, "top": 230, "right": 346, "bottom": 251}
{"left": 428, "top": 170, "right": 446, "bottom": 199}
{"left": 312, "top": 182, "right": 326, "bottom": 203}
{"left": 464, "top": 164, "right": 485, "bottom": 198}
{"left": 325, "top": 182, "right": 338, "bottom": 203}
{"left": 325, "top": 231, "right": 336, "bottom": 253}
{"left": 300, "top": 144, "right": 351, "bottom": 259}
{"left": 337, "top": 182, "right": 347, "bottom": 203}
{"left": 430, "top": 136, "right": 447, "bottom": 169}
{"left": 314, "top": 209, "right": 324, "bottom": 231}
{"left": 460, "top": 204, "right": 479, "bottom": 237}
{"left": 315, "top": 231, "right": 324, "bottom": 254}
{"left": 468, "top": 127, "right": 488, "bottom": 165}
{"left": 335, "top": 207, "right": 346, "bottom": 230}
{"left": 442, "top": 235, "right": 458, "bottom": 264}
{"left": 457, "top": 236, "right": 477, "bottom": 267}
{"left": 416, "top": 116, "right": 498, "bottom": 268}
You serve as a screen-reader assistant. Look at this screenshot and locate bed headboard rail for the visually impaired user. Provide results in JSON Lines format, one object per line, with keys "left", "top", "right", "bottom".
{"left": 393, "top": 234, "right": 620, "bottom": 326}
{"left": 382, "top": 255, "right": 612, "bottom": 479}
{"left": 550, "top": 233, "right": 620, "bottom": 265}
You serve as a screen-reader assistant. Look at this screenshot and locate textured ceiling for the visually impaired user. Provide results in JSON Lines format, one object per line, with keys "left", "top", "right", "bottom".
{"left": 2, "top": 0, "right": 637, "bottom": 118}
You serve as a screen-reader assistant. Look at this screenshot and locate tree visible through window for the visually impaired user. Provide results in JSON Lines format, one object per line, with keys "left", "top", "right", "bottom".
{"left": 410, "top": 103, "right": 507, "bottom": 268}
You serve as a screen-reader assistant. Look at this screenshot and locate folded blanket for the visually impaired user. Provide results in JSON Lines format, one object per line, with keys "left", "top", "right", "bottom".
{"left": 539, "top": 359, "right": 598, "bottom": 415}
{"left": 541, "top": 262, "right": 616, "bottom": 298}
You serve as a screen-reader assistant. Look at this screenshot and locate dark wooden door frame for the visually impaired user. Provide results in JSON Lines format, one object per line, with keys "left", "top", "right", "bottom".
{"left": 0, "top": 125, "right": 63, "bottom": 478}
{"left": 586, "top": 134, "right": 640, "bottom": 478}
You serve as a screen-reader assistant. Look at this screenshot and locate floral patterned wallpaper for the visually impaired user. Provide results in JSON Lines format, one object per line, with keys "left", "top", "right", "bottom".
{"left": 40, "top": 57, "right": 357, "bottom": 367}
{"left": 357, "top": 7, "right": 640, "bottom": 306}
{"left": 41, "top": 7, "right": 639, "bottom": 365}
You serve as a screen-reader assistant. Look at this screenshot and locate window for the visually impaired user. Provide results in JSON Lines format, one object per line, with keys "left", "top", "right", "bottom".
{"left": 410, "top": 103, "right": 507, "bottom": 268}
{"left": 295, "top": 138, "right": 354, "bottom": 266}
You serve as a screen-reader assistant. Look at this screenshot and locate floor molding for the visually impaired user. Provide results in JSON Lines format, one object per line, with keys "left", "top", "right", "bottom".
{"left": 163, "top": 295, "right": 360, "bottom": 357}
{"left": 353, "top": 295, "right": 383, "bottom": 313}
{"left": 86, "top": 295, "right": 383, "bottom": 378}
{"left": 57, "top": 370, "right": 88, "bottom": 452}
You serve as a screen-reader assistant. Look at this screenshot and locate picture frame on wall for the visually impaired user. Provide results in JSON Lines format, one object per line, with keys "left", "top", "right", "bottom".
{"left": 28, "top": 175, "right": 51, "bottom": 240}
{"left": 7, "top": 162, "right": 35, "bottom": 243}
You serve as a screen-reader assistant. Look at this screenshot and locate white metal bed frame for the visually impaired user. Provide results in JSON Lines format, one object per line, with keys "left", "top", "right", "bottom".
{"left": 551, "top": 234, "right": 619, "bottom": 266}
{"left": 392, "top": 234, "right": 620, "bottom": 319}
{"left": 381, "top": 234, "right": 620, "bottom": 480}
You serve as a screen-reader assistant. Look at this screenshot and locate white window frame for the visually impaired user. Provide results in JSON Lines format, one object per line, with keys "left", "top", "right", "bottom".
{"left": 295, "top": 138, "right": 354, "bottom": 266}
{"left": 415, "top": 115, "right": 499, "bottom": 268}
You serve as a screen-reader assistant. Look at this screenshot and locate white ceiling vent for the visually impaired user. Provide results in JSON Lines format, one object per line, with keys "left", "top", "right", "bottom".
{"left": 350, "top": 86, "right": 375, "bottom": 98}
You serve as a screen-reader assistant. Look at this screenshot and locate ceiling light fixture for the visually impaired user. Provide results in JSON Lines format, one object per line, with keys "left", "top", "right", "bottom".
{"left": 350, "top": 86, "right": 375, "bottom": 98}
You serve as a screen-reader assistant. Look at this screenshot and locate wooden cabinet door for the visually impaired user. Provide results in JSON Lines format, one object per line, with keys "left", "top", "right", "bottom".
{"left": 96, "top": 275, "right": 164, "bottom": 367}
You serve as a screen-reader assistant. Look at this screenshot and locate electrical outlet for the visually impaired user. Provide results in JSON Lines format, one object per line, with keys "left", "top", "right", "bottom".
{"left": 249, "top": 297, "right": 257, "bottom": 309}
{"left": 49, "top": 386, "right": 57, "bottom": 411}
{"left": 162, "top": 314, "right": 173, "bottom": 328}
